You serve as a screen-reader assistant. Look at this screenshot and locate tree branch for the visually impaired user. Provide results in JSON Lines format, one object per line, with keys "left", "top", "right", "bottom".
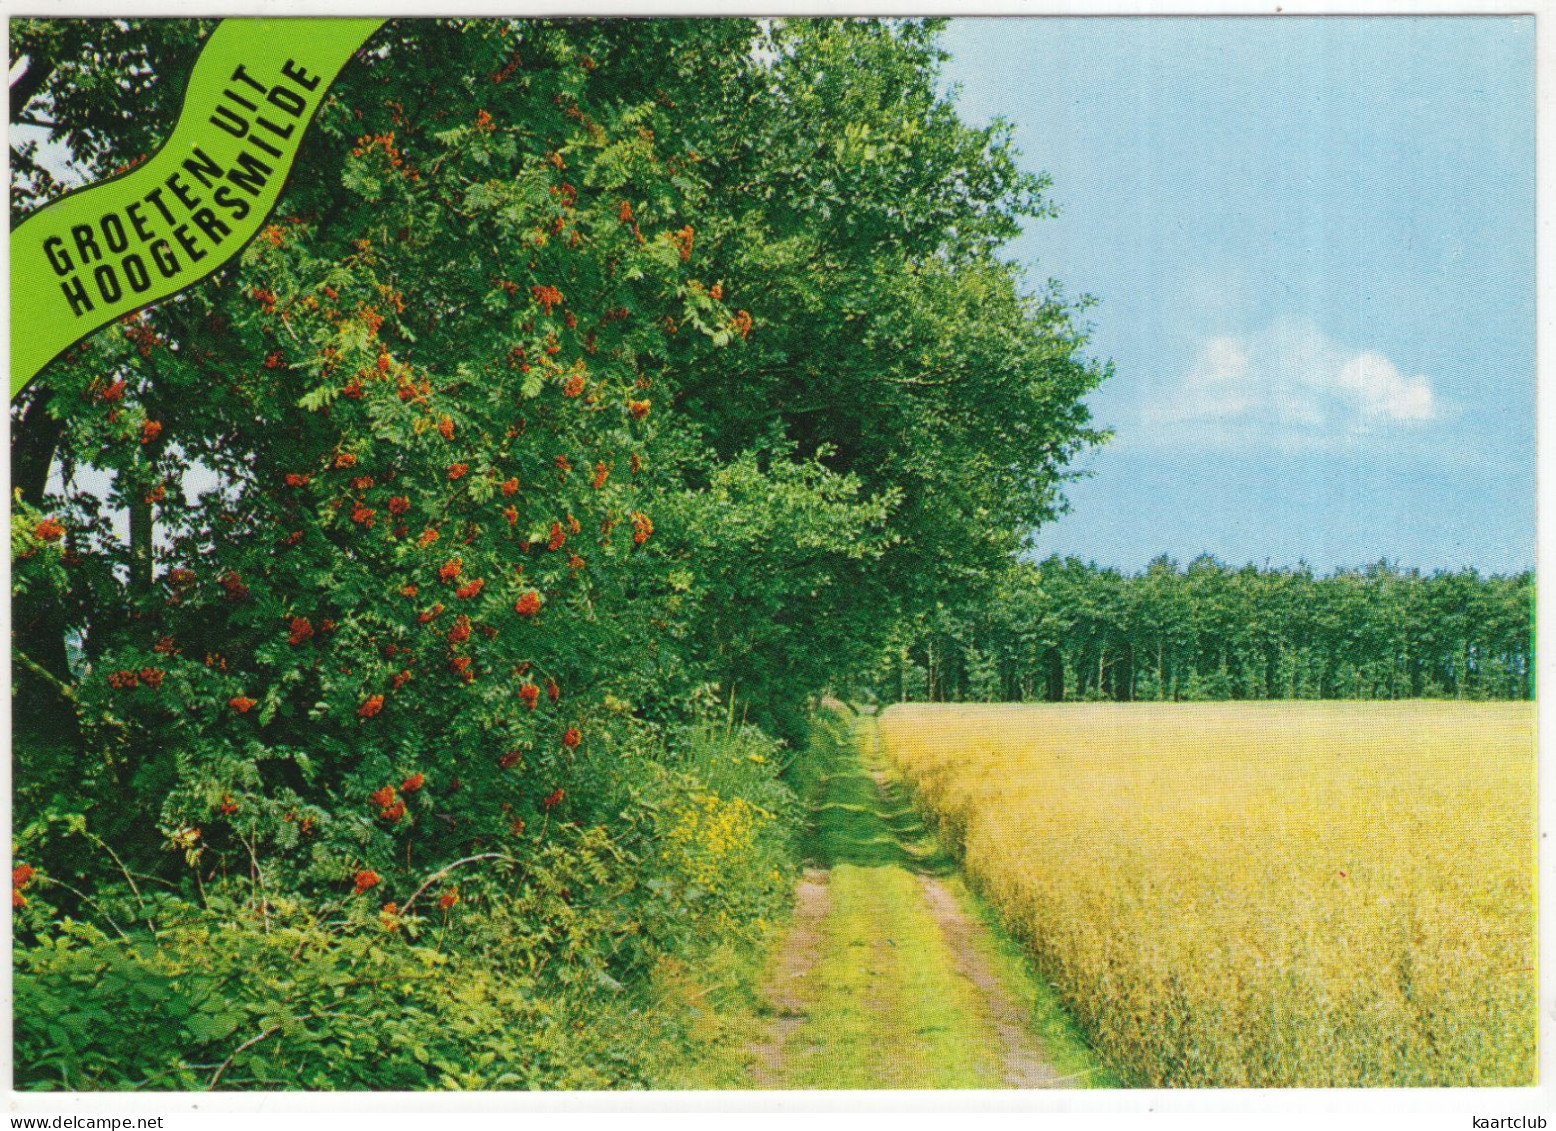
{"left": 13, "top": 646, "right": 75, "bottom": 702}
{"left": 399, "top": 852, "right": 514, "bottom": 918}
{"left": 208, "top": 1025, "right": 280, "bottom": 1090}
{"left": 9, "top": 54, "right": 56, "bottom": 121}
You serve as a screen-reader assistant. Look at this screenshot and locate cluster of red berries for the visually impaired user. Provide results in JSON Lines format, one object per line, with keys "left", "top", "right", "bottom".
{"left": 370, "top": 786, "right": 405, "bottom": 823}
{"left": 368, "top": 772, "right": 423, "bottom": 824}
{"left": 671, "top": 225, "right": 694, "bottom": 262}
{"left": 358, "top": 695, "right": 385, "bottom": 719}
{"left": 493, "top": 50, "right": 521, "bottom": 84}
{"left": 32, "top": 517, "right": 66, "bottom": 543}
{"left": 13, "top": 864, "right": 35, "bottom": 909}
{"left": 350, "top": 132, "right": 412, "bottom": 179}
{"left": 121, "top": 316, "right": 164, "bottom": 357}
{"left": 531, "top": 285, "right": 564, "bottom": 314}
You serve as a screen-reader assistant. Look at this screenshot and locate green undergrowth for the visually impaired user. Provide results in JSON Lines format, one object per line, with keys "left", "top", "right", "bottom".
{"left": 13, "top": 721, "right": 803, "bottom": 1091}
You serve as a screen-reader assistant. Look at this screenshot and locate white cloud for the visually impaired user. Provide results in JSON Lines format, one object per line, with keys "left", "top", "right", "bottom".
{"left": 1143, "top": 317, "right": 1437, "bottom": 445}
{"left": 1334, "top": 351, "right": 1436, "bottom": 421}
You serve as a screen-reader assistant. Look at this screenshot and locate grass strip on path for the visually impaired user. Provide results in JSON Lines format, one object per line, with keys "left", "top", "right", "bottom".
{"left": 751, "top": 708, "right": 1117, "bottom": 1089}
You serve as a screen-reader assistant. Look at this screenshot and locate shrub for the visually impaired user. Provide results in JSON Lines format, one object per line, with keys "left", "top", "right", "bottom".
{"left": 14, "top": 723, "right": 800, "bottom": 1091}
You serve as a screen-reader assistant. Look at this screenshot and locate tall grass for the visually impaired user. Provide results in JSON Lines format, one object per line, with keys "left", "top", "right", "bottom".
{"left": 880, "top": 701, "right": 1537, "bottom": 1087}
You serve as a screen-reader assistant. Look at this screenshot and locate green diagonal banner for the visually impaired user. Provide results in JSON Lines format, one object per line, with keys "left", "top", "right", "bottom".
{"left": 10, "top": 17, "right": 385, "bottom": 399}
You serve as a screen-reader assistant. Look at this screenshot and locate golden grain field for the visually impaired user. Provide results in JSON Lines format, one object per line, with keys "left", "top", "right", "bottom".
{"left": 878, "top": 701, "right": 1538, "bottom": 1087}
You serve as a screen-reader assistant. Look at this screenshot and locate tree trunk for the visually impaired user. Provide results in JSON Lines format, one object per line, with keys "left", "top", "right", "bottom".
{"left": 12, "top": 388, "right": 65, "bottom": 507}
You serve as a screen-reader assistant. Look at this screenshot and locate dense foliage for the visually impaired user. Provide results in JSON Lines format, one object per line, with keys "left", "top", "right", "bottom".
{"left": 10, "top": 18, "right": 1106, "bottom": 1088}
{"left": 874, "top": 555, "right": 1533, "bottom": 704}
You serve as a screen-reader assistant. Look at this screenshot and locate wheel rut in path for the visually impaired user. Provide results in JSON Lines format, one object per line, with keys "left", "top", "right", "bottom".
{"left": 747, "top": 869, "right": 831, "bottom": 1088}
{"left": 915, "top": 873, "right": 1063, "bottom": 1088}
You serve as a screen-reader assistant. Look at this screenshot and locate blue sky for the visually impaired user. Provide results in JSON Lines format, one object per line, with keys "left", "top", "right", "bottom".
{"left": 940, "top": 17, "right": 1535, "bottom": 575}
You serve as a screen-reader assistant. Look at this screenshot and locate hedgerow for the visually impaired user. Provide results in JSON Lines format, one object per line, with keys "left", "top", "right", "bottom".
{"left": 11, "top": 18, "right": 1105, "bottom": 1089}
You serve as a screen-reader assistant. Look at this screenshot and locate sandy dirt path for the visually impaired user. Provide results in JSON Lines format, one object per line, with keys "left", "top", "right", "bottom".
{"left": 748, "top": 714, "right": 1080, "bottom": 1089}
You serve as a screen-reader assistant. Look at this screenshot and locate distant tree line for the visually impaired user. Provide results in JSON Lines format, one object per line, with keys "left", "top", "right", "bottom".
{"left": 869, "top": 555, "right": 1534, "bottom": 703}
